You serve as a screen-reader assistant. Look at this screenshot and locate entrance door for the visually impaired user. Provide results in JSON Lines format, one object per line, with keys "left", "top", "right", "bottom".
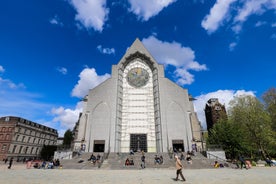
{"left": 130, "top": 134, "right": 147, "bottom": 152}
{"left": 93, "top": 140, "right": 105, "bottom": 152}
{"left": 172, "top": 140, "right": 184, "bottom": 152}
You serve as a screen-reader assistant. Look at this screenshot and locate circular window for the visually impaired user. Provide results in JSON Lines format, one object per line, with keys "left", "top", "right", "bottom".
{"left": 127, "top": 67, "right": 149, "bottom": 88}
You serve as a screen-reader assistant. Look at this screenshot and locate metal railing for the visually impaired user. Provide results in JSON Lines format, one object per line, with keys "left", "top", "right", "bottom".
{"left": 206, "top": 152, "right": 227, "bottom": 162}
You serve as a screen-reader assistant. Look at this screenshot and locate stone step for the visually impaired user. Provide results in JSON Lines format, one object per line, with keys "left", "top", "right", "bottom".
{"left": 60, "top": 152, "right": 232, "bottom": 170}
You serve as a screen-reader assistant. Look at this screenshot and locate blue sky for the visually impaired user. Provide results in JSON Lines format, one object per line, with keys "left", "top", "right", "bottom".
{"left": 0, "top": 0, "right": 275, "bottom": 136}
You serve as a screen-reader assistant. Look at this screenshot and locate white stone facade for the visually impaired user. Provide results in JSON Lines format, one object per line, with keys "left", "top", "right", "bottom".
{"left": 121, "top": 60, "right": 156, "bottom": 152}
{"left": 74, "top": 39, "right": 202, "bottom": 153}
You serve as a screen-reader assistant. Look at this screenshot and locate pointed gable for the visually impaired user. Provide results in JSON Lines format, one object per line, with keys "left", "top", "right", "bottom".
{"left": 118, "top": 38, "right": 158, "bottom": 71}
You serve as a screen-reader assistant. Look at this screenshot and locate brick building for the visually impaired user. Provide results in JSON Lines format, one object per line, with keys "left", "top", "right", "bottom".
{"left": 204, "top": 98, "right": 227, "bottom": 132}
{"left": 0, "top": 116, "right": 58, "bottom": 161}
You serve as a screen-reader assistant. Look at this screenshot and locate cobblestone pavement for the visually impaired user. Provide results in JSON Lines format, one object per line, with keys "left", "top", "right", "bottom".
{"left": 1, "top": 163, "right": 276, "bottom": 184}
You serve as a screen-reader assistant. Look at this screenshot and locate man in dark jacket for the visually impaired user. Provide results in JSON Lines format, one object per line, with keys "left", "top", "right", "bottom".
{"left": 8, "top": 157, "right": 13, "bottom": 169}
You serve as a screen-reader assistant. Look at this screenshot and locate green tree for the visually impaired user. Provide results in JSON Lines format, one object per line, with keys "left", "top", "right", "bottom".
{"left": 228, "top": 95, "right": 273, "bottom": 158}
{"left": 262, "top": 88, "right": 276, "bottom": 157}
{"left": 40, "top": 145, "right": 57, "bottom": 161}
{"left": 63, "top": 129, "right": 74, "bottom": 148}
{"left": 262, "top": 87, "right": 276, "bottom": 131}
{"left": 207, "top": 119, "right": 244, "bottom": 159}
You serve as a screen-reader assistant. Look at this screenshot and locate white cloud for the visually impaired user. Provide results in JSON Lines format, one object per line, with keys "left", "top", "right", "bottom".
{"left": 97, "top": 45, "right": 115, "bottom": 55}
{"left": 229, "top": 42, "right": 237, "bottom": 51}
{"left": 70, "top": 0, "right": 109, "bottom": 32}
{"left": 142, "top": 36, "right": 207, "bottom": 85}
{"left": 0, "top": 65, "right": 5, "bottom": 73}
{"left": 173, "top": 68, "right": 194, "bottom": 86}
{"left": 232, "top": 0, "right": 276, "bottom": 33}
{"left": 51, "top": 101, "right": 83, "bottom": 135}
{"left": 234, "top": 0, "right": 267, "bottom": 23}
{"left": 49, "top": 15, "right": 63, "bottom": 26}
{"left": 193, "top": 89, "right": 255, "bottom": 130}
{"left": 0, "top": 77, "right": 25, "bottom": 89}
{"left": 231, "top": 24, "right": 242, "bottom": 33}
{"left": 71, "top": 67, "right": 110, "bottom": 98}
{"left": 50, "top": 18, "right": 58, "bottom": 25}
{"left": 128, "top": 0, "right": 176, "bottom": 21}
{"left": 201, "top": 0, "right": 237, "bottom": 34}
{"left": 202, "top": 0, "right": 276, "bottom": 34}
{"left": 56, "top": 67, "right": 68, "bottom": 75}
{"left": 255, "top": 21, "right": 267, "bottom": 27}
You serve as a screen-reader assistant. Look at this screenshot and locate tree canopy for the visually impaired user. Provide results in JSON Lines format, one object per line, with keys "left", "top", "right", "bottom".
{"left": 207, "top": 88, "right": 276, "bottom": 160}
{"left": 63, "top": 129, "right": 74, "bottom": 147}
{"left": 262, "top": 87, "right": 276, "bottom": 131}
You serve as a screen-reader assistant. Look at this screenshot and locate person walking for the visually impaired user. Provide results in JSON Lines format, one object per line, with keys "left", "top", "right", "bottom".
{"left": 239, "top": 155, "right": 247, "bottom": 170}
{"left": 8, "top": 157, "right": 13, "bottom": 169}
{"left": 175, "top": 155, "right": 186, "bottom": 182}
{"left": 141, "top": 154, "right": 146, "bottom": 169}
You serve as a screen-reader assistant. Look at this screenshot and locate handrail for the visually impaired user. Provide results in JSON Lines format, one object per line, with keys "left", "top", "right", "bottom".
{"left": 206, "top": 152, "right": 227, "bottom": 162}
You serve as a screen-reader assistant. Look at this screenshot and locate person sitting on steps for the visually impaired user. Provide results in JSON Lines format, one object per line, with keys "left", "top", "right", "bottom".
{"left": 125, "top": 158, "right": 130, "bottom": 166}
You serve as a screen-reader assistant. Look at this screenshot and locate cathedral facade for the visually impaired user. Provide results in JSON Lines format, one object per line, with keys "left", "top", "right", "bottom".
{"left": 74, "top": 39, "right": 202, "bottom": 153}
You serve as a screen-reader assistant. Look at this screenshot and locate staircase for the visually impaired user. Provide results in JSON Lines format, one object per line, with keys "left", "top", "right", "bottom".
{"left": 60, "top": 152, "right": 105, "bottom": 170}
{"left": 60, "top": 152, "right": 228, "bottom": 170}
{"left": 102, "top": 152, "right": 175, "bottom": 170}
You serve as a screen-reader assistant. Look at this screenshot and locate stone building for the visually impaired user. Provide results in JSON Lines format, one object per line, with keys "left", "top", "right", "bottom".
{"left": 0, "top": 116, "right": 58, "bottom": 160}
{"left": 74, "top": 38, "right": 202, "bottom": 153}
{"left": 204, "top": 98, "right": 227, "bottom": 132}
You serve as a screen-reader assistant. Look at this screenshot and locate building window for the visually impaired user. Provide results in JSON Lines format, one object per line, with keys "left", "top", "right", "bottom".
{"left": 5, "top": 134, "right": 10, "bottom": 140}
{"left": 36, "top": 147, "right": 39, "bottom": 154}
{"left": 28, "top": 137, "right": 31, "bottom": 143}
{"left": 2, "top": 144, "right": 6, "bottom": 151}
{"left": 16, "top": 135, "right": 20, "bottom": 141}
{"left": 0, "top": 134, "right": 3, "bottom": 140}
{"left": 5, "top": 117, "right": 10, "bottom": 122}
{"left": 19, "top": 146, "right": 23, "bottom": 153}
{"left": 12, "top": 145, "right": 17, "bottom": 153}
{"left": 25, "top": 147, "right": 28, "bottom": 154}
{"left": 33, "top": 138, "right": 36, "bottom": 143}
{"left": 22, "top": 136, "right": 25, "bottom": 142}
{"left": 30, "top": 147, "right": 34, "bottom": 154}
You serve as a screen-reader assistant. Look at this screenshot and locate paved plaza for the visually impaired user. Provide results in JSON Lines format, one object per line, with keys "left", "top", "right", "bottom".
{"left": 1, "top": 163, "right": 276, "bottom": 184}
